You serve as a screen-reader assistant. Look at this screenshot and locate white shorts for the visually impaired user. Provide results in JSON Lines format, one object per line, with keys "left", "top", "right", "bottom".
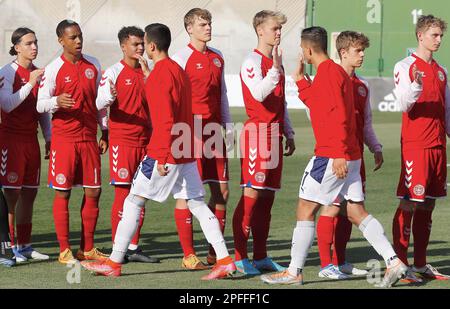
{"left": 130, "top": 157, "right": 206, "bottom": 203}
{"left": 299, "top": 157, "right": 364, "bottom": 206}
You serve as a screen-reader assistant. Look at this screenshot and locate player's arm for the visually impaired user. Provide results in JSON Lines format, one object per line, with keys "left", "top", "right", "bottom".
{"left": 362, "top": 84, "right": 383, "bottom": 171}
{"left": 38, "top": 112, "right": 52, "bottom": 159}
{"left": 0, "top": 67, "right": 44, "bottom": 113}
{"left": 241, "top": 50, "right": 281, "bottom": 102}
{"left": 96, "top": 69, "right": 117, "bottom": 110}
{"left": 283, "top": 102, "right": 296, "bottom": 156}
{"left": 37, "top": 66, "right": 74, "bottom": 113}
{"left": 394, "top": 62, "right": 423, "bottom": 113}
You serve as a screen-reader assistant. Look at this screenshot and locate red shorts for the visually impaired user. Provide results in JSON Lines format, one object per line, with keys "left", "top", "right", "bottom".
{"left": 49, "top": 141, "right": 101, "bottom": 190}
{"left": 239, "top": 131, "right": 283, "bottom": 191}
{"left": 397, "top": 147, "right": 447, "bottom": 202}
{"left": 109, "top": 144, "right": 146, "bottom": 185}
{"left": 0, "top": 137, "right": 41, "bottom": 189}
{"left": 194, "top": 116, "right": 229, "bottom": 184}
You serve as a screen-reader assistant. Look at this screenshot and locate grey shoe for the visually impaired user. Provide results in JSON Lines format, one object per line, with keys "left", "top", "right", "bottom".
{"left": 125, "top": 247, "right": 160, "bottom": 264}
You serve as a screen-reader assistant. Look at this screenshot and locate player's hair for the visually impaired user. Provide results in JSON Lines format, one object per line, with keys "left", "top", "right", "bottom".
{"left": 118, "top": 26, "right": 145, "bottom": 44}
{"left": 301, "top": 26, "right": 328, "bottom": 53}
{"left": 56, "top": 19, "right": 80, "bottom": 38}
{"left": 9, "top": 27, "right": 35, "bottom": 56}
{"left": 416, "top": 15, "right": 447, "bottom": 40}
{"left": 184, "top": 8, "right": 212, "bottom": 31}
{"left": 336, "top": 31, "right": 370, "bottom": 59}
{"left": 253, "top": 10, "right": 287, "bottom": 33}
{"left": 144, "top": 23, "right": 171, "bottom": 53}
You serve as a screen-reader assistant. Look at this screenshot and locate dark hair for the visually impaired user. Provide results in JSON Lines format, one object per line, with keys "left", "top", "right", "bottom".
{"left": 10, "top": 27, "right": 35, "bottom": 56}
{"left": 144, "top": 23, "right": 171, "bottom": 53}
{"left": 118, "top": 26, "right": 145, "bottom": 44}
{"left": 56, "top": 19, "right": 80, "bottom": 38}
{"left": 301, "top": 26, "right": 328, "bottom": 53}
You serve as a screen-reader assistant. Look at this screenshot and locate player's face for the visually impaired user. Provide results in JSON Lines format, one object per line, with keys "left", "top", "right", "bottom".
{"left": 189, "top": 17, "right": 212, "bottom": 43}
{"left": 342, "top": 45, "right": 365, "bottom": 68}
{"left": 122, "top": 35, "right": 145, "bottom": 59}
{"left": 59, "top": 25, "right": 83, "bottom": 56}
{"left": 419, "top": 26, "right": 444, "bottom": 52}
{"left": 16, "top": 33, "right": 38, "bottom": 61}
{"left": 300, "top": 41, "right": 313, "bottom": 64}
{"left": 258, "top": 18, "right": 282, "bottom": 46}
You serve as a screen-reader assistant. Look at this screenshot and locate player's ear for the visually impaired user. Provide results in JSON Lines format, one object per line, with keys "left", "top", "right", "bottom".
{"left": 58, "top": 36, "right": 64, "bottom": 47}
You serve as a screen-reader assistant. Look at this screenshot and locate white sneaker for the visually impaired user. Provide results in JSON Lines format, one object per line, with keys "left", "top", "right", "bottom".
{"left": 375, "top": 259, "right": 408, "bottom": 288}
{"left": 19, "top": 246, "right": 50, "bottom": 261}
{"left": 318, "top": 264, "right": 350, "bottom": 280}
{"left": 338, "top": 262, "right": 368, "bottom": 276}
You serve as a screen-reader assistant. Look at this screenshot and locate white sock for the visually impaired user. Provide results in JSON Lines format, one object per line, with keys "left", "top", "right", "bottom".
{"left": 359, "top": 215, "right": 397, "bottom": 267}
{"left": 128, "top": 244, "right": 138, "bottom": 251}
{"left": 110, "top": 195, "right": 146, "bottom": 263}
{"left": 188, "top": 198, "right": 229, "bottom": 260}
{"left": 288, "top": 221, "right": 315, "bottom": 276}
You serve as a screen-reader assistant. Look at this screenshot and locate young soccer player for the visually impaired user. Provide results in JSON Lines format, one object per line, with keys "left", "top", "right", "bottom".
{"left": 172, "top": 8, "right": 232, "bottom": 270}
{"left": 232, "top": 10, "right": 296, "bottom": 275}
{"left": 37, "top": 20, "right": 109, "bottom": 264}
{"left": 81, "top": 23, "right": 236, "bottom": 280}
{"left": 0, "top": 27, "right": 51, "bottom": 263}
{"left": 315, "top": 31, "right": 382, "bottom": 280}
{"left": 392, "top": 15, "right": 450, "bottom": 281}
{"left": 261, "top": 26, "right": 407, "bottom": 288}
{"left": 96, "top": 26, "right": 159, "bottom": 264}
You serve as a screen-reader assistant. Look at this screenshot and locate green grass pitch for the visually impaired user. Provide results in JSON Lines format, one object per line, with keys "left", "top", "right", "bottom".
{"left": 1, "top": 108, "right": 449, "bottom": 289}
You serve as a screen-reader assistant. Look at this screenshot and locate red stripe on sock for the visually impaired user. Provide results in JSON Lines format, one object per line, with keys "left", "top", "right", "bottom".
{"left": 392, "top": 207, "right": 413, "bottom": 266}
{"left": 175, "top": 208, "right": 195, "bottom": 257}
{"left": 332, "top": 215, "right": 352, "bottom": 266}
{"left": 80, "top": 196, "right": 99, "bottom": 252}
{"left": 317, "top": 216, "right": 335, "bottom": 268}
{"left": 53, "top": 195, "right": 70, "bottom": 252}
{"left": 252, "top": 194, "right": 274, "bottom": 261}
{"left": 232, "top": 195, "right": 257, "bottom": 261}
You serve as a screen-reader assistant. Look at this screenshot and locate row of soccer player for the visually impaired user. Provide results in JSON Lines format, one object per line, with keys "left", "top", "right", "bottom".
{"left": 1, "top": 8, "right": 449, "bottom": 286}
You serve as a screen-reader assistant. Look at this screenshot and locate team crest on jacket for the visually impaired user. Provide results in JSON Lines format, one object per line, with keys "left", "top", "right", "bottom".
{"left": 438, "top": 71, "right": 445, "bottom": 82}
{"left": 85, "top": 68, "right": 95, "bottom": 80}
{"left": 358, "top": 86, "right": 367, "bottom": 97}
{"left": 7, "top": 172, "right": 18, "bottom": 184}
{"left": 213, "top": 58, "right": 222, "bottom": 68}
{"left": 413, "top": 184, "right": 425, "bottom": 196}
{"left": 56, "top": 174, "right": 67, "bottom": 185}
{"left": 118, "top": 168, "right": 129, "bottom": 180}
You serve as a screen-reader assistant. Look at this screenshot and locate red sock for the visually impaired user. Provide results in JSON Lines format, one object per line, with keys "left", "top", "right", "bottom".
{"left": 413, "top": 208, "right": 433, "bottom": 268}
{"left": 317, "top": 216, "right": 335, "bottom": 268}
{"left": 53, "top": 195, "right": 70, "bottom": 252}
{"left": 392, "top": 207, "right": 413, "bottom": 266}
{"left": 16, "top": 223, "right": 32, "bottom": 246}
{"left": 80, "top": 196, "right": 99, "bottom": 252}
{"left": 131, "top": 207, "right": 145, "bottom": 246}
{"left": 252, "top": 194, "right": 275, "bottom": 261}
{"left": 111, "top": 186, "right": 130, "bottom": 242}
{"left": 332, "top": 215, "right": 353, "bottom": 266}
{"left": 208, "top": 207, "right": 226, "bottom": 257}
{"left": 174, "top": 208, "right": 195, "bottom": 257}
{"left": 9, "top": 224, "right": 15, "bottom": 247}
{"left": 232, "top": 195, "right": 258, "bottom": 261}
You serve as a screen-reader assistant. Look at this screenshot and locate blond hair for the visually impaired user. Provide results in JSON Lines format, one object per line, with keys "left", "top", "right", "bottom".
{"left": 253, "top": 10, "right": 287, "bottom": 33}
{"left": 416, "top": 15, "right": 447, "bottom": 40}
{"left": 184, "top": 8, "right": 212, "bottom": 31}
{"left": 336, "top": 31, "right": 370, "bottom": 59}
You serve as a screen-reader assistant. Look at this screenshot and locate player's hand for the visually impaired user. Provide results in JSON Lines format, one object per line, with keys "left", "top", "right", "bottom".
{"left": 98, "top": 131, "right": 109, "bottom": 155}
{"left": 412, "top": 64, "right": 423, "bottom": 85}
{"left": 56, "top": 93, "right": 76, "bottom": 109}
{"left": 284, "top": 138, "right": 296, "bottom": 157}
{"left": 109, "top": 79, "right": 118, "bottom": 98}
{"left": 0, "top": 76, "right": 4, "bottom": 88}
{"left": 373, "top": 151, "right": 384, "bottom": 172}
{"left": 272, "top": 44, "right": 283, "bottom": 71}
{"left": 157, "top": 164, "right": 169, "bottom": 177}
{"left": 29, "top": 69, "right": 45, "bottom": 87}
{"left": 292, "top": 52, "right": 306, "bottom": 82}
{"left": 44, "top": 141, "right": 51, "bottom": 160}
{"left": 135, "top": 55, "right": 151, "bottom": 78}
{"left": 332, "top": 158, "right": 348, "bottom": 179}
